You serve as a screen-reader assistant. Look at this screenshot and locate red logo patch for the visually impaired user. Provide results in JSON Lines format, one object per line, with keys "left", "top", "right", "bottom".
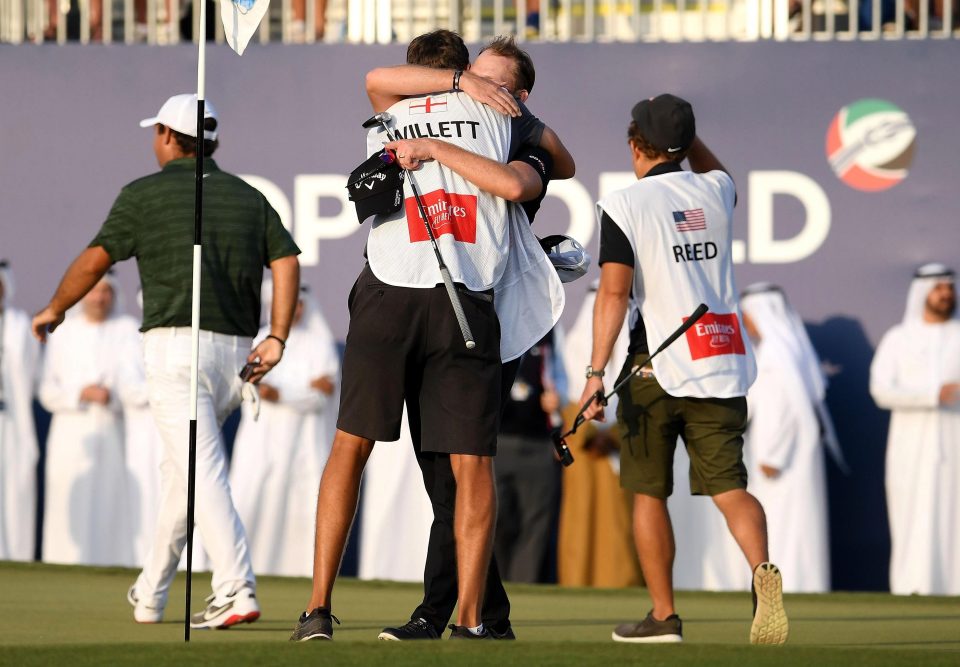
{"left": 405, "top": 190, "right": 477, "bottom": 244}
{"left": 684, "top": 312, "right": 746, "bottom": 360}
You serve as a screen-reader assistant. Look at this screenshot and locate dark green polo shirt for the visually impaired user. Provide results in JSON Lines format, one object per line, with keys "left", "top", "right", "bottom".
{"left": 90, "top": 158, "right": 299, "bottom": 337}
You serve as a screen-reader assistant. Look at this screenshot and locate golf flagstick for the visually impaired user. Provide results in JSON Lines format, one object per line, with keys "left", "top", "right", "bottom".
{"left": 362, "top": 113, "right": 476, "bottom": 350}
{"left": 184, "top": 0, "right": 209, "bottom": 643}
{"left": 551, "top": 303, "right": 710, "bottom": 466}
{"left": 185, "top": 0, "right": 272, "bottom": 641}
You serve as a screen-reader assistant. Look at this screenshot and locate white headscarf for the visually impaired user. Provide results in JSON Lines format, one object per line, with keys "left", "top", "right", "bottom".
{"left": 0, "top": 260, "right": 14, "bottom": 306}
{"left": 259, "top": 280, "right": 330, "bottom": 336}
{"left": 902, "top": 262, "right": 956, "bottom": 326}
{"left": 66, "top": 271, "right": 125, "bottom": 320}
{"left": 741, "top": 283, "right": 847, "bottom": 471}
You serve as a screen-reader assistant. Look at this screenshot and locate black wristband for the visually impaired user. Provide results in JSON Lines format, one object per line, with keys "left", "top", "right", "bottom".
{"left": 266, "top": 334, "right": 286, "bottom": 349}
{"left": 453, "top": 70, "right": 463, "bottom": 91}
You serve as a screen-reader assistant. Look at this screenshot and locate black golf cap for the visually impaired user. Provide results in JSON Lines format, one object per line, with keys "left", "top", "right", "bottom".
{"left": 346, "top": 151, "right": 405, "bottom": 224}
{"left": 631, "top": 94, "right": 696, "bottom": 155}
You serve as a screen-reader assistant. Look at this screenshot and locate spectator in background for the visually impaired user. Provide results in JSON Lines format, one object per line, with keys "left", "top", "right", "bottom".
{"left": 38, "top": 275, "right": 138, "bottom": 566}
{"left": 740, "top": 283, "right": 845, "bottom": 593}
{"left": 289, "top": 0, "right": 327, "bottom": 41}
{"left": 44, "top": 0, "right": 103, "bottom": 41}
{"left": 558, "top": 281, "right": 642, "bottom": 588}
{"left": 230, "top": 284, "right": 340, "bottom": 577}
{"left": 870, "top": 262, "right": 960, "bottom": 596}
{"left": 116, "top": 289, "right": 165, "bottom": 566}
{"left": 134, "top": 0, "right": 179, "bottom": 43}
{"left": 0, "top": 262, "right": 42, "bottom": 562}
{"left": 494, "top": 328, "right": 566, "bottom": 583}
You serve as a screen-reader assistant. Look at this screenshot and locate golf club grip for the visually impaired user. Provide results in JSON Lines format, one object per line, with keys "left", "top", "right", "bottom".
{"left": 439, "top": 267, "right": 477, "bottom": 349}
{"left": 373, "top": 117, "right": 475, "bottom": 349}
{"left": 652, "top": 303, "right": 709, "bottom": 357}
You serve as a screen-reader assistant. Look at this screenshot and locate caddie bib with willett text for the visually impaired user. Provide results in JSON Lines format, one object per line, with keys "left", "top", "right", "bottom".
{"left": 365, "top": 93, "right": 531, "bottom": 291}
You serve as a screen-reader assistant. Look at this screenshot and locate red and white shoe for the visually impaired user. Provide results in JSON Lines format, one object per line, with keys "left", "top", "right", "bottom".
{"left": 189, "top": 587, "right": 260, "bottom": 629}
{"left": 127, "top": 584, "right": 164, "bottom": 624}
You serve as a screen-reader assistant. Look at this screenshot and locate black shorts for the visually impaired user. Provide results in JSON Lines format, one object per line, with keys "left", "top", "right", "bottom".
{"left": 337, "top": 264, "right": 502, "bottom": 456}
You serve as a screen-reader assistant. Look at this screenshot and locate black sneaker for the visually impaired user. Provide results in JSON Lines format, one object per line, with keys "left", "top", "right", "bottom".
{"left": 750, "top": 562, "right": 788, "bottom": 645}
{"left": 448, "top": 624, "right": 493, "bottom": 640}
{"left": 487, "top": 622, "right": 516, "bottom": 640}
{"left": 289, "top": 607, "right": 340, "bottom": 641}
{"left": 612, "top": 611, "right": 683, "bottom": 643}
{"left": 378, "top": 617, "right": 440, "bottom": 641}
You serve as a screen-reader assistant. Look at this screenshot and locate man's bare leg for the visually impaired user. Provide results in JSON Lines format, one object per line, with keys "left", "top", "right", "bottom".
{"left": 632, "top": 494, "right": 676, "bottom": 620}
{"left": 449, "top": 453, "right": 497, "bottom": 628}
{"left": 711, "top": 489, "right": 768, "bottom": 570}
{"left": 306, "top": 429, "right": 374, "bottom": 611}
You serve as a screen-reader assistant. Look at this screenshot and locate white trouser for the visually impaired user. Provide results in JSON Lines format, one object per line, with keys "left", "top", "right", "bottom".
{"left": 134, "top": 327, "right": 256, "bottom": 608}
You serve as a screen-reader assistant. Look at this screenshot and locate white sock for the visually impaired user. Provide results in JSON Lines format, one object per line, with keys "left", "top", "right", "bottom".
{"left": 467, "top": 624, "right": 484, "bottom": 636}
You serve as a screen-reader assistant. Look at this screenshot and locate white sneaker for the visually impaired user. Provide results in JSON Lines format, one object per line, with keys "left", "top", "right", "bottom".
{"left": 127, "top": 584, "right": 163, "bottom": 624}
{"left": 750, "top": 562, "right": 788, "bottom": 645}
{"left": 190, "top": 586, "right": 260, "bottom": 629}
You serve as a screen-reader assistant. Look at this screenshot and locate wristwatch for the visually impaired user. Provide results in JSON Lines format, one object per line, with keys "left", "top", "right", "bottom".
{"left": 585, "top": 365, "right": 605, "bottom": 379}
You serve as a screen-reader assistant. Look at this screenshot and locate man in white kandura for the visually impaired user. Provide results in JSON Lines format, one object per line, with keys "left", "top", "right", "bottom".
{"left": 740, "top": 283, "right": 845, "bottom": 593}
{"left": 230, "top": 284, "right": 340, "bottom": 577}
{"left": 0, "top": 262, "right": 42, "bottom": 561}
{"left": 116, "top": 290, "right": 165, "bottom": 565}
{"left": 870, "top": 262, "right": 960, "bottom": 596}
{"left": 39, "top": 275, "right": 138, "bottom": 566}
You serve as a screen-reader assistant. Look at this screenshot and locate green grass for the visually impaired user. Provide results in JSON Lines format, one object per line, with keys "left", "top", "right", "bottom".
{"left": 0, "top": 561, "right": 957, "bottom": 666}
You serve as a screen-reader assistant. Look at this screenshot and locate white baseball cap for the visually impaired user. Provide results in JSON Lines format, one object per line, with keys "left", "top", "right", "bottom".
{"left": 139, "top": 93, "right": 219, "bottom": 141}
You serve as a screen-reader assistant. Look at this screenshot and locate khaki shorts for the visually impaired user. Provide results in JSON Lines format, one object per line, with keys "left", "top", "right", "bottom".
{"left": 615, "top": 358, "right": 748, "bottom": 498}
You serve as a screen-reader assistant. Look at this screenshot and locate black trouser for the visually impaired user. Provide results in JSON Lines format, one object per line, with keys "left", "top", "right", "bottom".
{"left": 409, "top": 357, "right": 523, "bottom": 634}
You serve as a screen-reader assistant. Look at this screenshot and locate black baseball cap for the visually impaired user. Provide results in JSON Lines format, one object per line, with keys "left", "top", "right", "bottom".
{"left": 631, "top": 94, "right": 696, "bottom": 155}
{"left": 346, "top": 151, "right": 405, "bottom": 224}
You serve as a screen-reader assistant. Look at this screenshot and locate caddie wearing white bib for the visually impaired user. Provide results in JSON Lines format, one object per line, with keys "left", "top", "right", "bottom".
{"left": 293, "top": 30, "right": 546, "bottom": 643}
{"left": 578, "top": 94, "right": 787, "bottom": 646}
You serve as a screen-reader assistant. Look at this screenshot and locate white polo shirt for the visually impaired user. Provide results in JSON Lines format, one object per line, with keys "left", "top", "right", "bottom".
{"left": 597, "top": 166, "right": 756, "bottom": 398}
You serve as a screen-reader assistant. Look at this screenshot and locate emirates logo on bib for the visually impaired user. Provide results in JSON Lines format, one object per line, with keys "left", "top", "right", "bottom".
{"left": 684, "top": 312, "right": 746, "bottom": 360}
{"left": 406, "top": 189, "right": 478, "bottom": 244}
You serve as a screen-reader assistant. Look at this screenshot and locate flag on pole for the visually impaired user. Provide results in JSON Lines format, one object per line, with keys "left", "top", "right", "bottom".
{"left": 219, "top": 0, "right": 270, "bottom": 55}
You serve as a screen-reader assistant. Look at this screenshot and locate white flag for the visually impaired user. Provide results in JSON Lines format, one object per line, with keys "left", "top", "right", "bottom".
{"left": 219, "top": 0, "right": 270, "bottom": 55}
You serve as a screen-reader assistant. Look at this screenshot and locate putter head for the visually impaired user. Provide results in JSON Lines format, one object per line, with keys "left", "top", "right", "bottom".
{"left": 362, "top": 112, "right": 393, "bottom": 129}
{"left": 551, "top": 428, "right": 575, "bottom": 467}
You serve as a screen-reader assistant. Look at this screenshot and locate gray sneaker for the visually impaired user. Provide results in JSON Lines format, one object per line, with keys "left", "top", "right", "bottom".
{"left": 750, "top": 562, "right": 789, "bottom": 645}
{"left": 289, "top": 607, "right": 340, "bottom": 641}
{"left": 612, "top": 611, "right": 683, "bottom": 643}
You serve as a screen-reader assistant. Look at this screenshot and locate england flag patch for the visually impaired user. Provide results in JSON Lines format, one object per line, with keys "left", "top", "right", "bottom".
{"left": 409, "top": 95, "right": 448, "bottom": 114}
